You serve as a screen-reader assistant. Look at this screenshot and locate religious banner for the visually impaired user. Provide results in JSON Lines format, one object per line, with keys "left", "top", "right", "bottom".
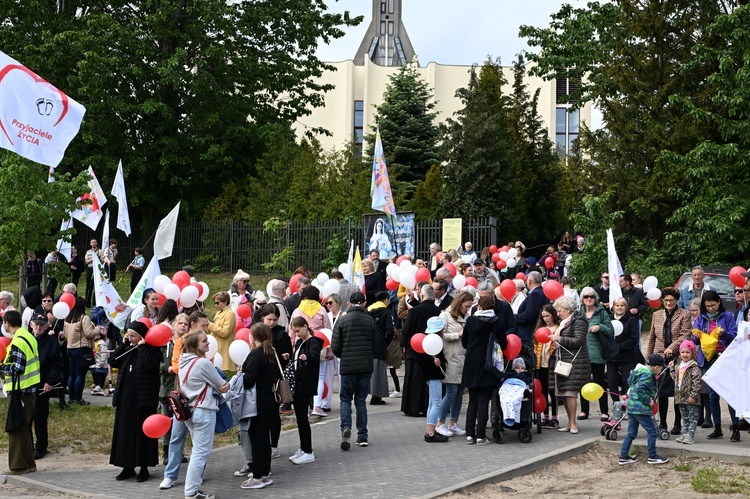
{"left": 70, "top": 166, "right": 107, "bottom": 230}
{"left": 364, "top": 212, "right": 414, "bottom": 259}
{"left": 92, "top": 253, "right": 131, "bottom": 329}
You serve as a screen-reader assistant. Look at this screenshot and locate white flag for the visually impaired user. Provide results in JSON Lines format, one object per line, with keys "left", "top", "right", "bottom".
{"left": 92, "top": 252, "right": 131, "bottom": 329}
{"left": 127, "top": 256, "right": 161, "bottom": 308}
{"left": 70, "top": 166, "right": 107, "bottom": 230}
{"left": 0, "top": 49, "right": 86, "bottom": 167}
{"left": 154, "top": 202, "right": 180, "bottom": 260}
{"left": 111, "top": 160, "right": 131, "bottom": 236}
{"left": 56, "top": 218, "right": 73, "bottom": 262}
{"left": 703, "top": 327, "right": 750, "bottom": 420}
{"left": 345, "top": 240, "right": 354, "bottom": 282}
{"left": 606, "top": 228, "right": 623, "bottom": 308}
{"left": 101, "top": 209, "right": 110, "bottom": 257}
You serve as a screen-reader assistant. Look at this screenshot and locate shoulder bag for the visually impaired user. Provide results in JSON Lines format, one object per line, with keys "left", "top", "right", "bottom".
{"left": 167, "top": 357, "right": 207, "bottom": 421}
{"left": 554, "top": 344, "right": 582, "bottom": 377}
{"left": 273, "top": 349, "right": 293, "bottom": 404}
{"left": 484, "top": 331, "right": 505, "bottom": 382}
{"left": 5, "top": 372, "right": 25, "bottom": 433}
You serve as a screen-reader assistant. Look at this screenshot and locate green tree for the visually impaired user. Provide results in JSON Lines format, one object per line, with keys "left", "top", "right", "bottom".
{"left": 0, "top": 154, "right": 89, "bottom": 278}
{"left": 0, "top": 0, "right": 361, "bottom": 221}
{"left": 366, "top": 61, "right": 441, "bottom": 205}
{"left": 411, "top": 164, "right": 443, "bottom": 220}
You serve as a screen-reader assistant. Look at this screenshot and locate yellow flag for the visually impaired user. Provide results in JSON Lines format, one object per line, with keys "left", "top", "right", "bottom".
{"left": 352, "top": 246, "right": 364, "bottom": 292}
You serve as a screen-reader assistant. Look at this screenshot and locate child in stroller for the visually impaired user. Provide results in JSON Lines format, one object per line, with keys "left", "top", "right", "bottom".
{"left": 495, "top": 354, "right": 540, "bottom": 443}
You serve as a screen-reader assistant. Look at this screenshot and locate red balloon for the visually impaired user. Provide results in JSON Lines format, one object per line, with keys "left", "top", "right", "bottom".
{"left": 234, "top": 321, "right": 243, "bottom": 333}
{"left": 500, "top": 246, "right": 510, "bottom": 253}
{"left": 386, "top": 278, "right": 399, "bottom": 291}
{"left": 322, "top": 382, "right": 329, "bottom": 399}
{"left": 492, "top": 253, "right": 501, "bottom": 263}
{"left": 396, "top": 255, "right": 410, "bottom": 265}
{"left": 533, "top": 378, "right": 542, "bottom": 395}
{"left": 145, "top": 323, "right": 173, "bottom": 347}
{"left": 314, "top": 330, "right": 330, "bottom": 348}
{"left": 410, "top": 333, "right": 426, "bottom": 354}
{"left": 534, "top": 394, "right": 548, "bottom": 414}
{"left": 237, "top": 304, "right": 252, "bottom": 319}
{"left": 729, "top": 266, "right": 747, "bottom": 288}
{"left": 496, "top": 259, "right": 507, "bottom": 270}
{"left": 544, "top": 257, "right": 554, "bottom": 269}
{"left": 190, "top": 282, "right": 204, "bottom": 298}
{"left": 0, "top": 343, "right": 6, "bottom": 362}
{"left": 289, "top": 274, "right": 302, "bottom": 294}
{"left": 515, "top": 272, "right": 526, "bottom": 281}
{"left": 489, "top": 245, "right": 498, "bottom": 254}
{"left": 138, "top": 317, "right": 153, "bottom": 329}
{"left": 0, "top": 336, "right": 10, "bottom": 349}
{"left": 157, "top": 294, "right": 167, "bottom": 307}
{"left": 172, "top": 270, "right": 191, "bottom": 290}
{"left": 59, "top": 292, "right": 75, "bottom": 309}
{"left": 465, "top": 277, "right": 479, "bottom": 289}
{"left": 443, "top": 262, "right": 457, "bottom": 277}
{"left": 436, "top": 251, "right": 444, "bottom": 261}
{"left": 143, "top": 414, "right": 173, "bottom": 439}
{"left": 415, "top": 267, "right": 431, "bottom": 283}
{"left": 503, "top": 334, "right": 522, "bottom": 359}
{"left": 542, "top": 280, "right": 564, "bottom": 301}
{"left": 499, "top": 279, "right": 516, "bottom": 302}
{"left": 535, "top": 327, "right": 552, "bottom": 344}
{"left": 649, "top": 299, "right": 661, "bottom": 309}
{"left": 236, "top": 328, "right": 251, "bottom": 343}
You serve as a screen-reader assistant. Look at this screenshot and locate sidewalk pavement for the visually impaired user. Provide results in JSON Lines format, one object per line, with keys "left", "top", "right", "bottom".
{"left": 9, "top": 390, "right": 750, "bottom": 498}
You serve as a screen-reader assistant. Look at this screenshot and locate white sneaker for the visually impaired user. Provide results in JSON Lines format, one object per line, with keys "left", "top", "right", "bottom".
{"left": 91, "top": 386, "right": 105, "bottom": 396}
{"left": 310, "top": 408, "right": 328, "bottom": 417}
{"left": 435, "top": 424, "right": 453, "bottom": 437}
{"left": 270, "top": 447, "right": 280, "bottom": 459}
{"left": 449, "top": 423, "right": 467, "bottom": 436}
{"left": 160, "top": 477, "right": 179, "bottom": 489}
{"left": 288, "top": 449, "right": 303, "bottom": 462}
{"left": 390, "top": 391, "right": 402, "bottom": 398}
{"left": 292, "top": 452, "right": 315, "bottom": 465}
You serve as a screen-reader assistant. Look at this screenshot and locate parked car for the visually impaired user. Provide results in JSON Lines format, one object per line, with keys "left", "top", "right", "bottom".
{"left": 674, "top": 266, "right": 738, "bottom": 314}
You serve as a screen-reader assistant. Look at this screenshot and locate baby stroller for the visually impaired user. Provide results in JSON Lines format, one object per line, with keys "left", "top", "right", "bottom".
{"left": 601, "top": 398, "right": 625, "bottom": 440}
{"left": 493, "top": 347, "right": 543, "bottom": 443}
{"left": 654, "top": 369, "right": 671, "bottom": 440}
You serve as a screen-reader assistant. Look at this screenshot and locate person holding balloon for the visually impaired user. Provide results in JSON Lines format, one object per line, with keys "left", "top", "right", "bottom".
{"left": 606, "top": 297, "right": 641, "bottom": 404}
{"left": 158, "top": 313, "right": 189, "bottom": 465}
{"left": 418, "top": 316, "right": 449, "bottom": 442}
{"left": 547, "top": 296, "right": 590, "bottom": 434}
{"left": 63, "top": 296, "right": 100, "bottom": 405}
{"left": 207, "top": 291, "right": 236, "bottom": 372}
{"left": 229, "top": 269, "right": 254, "bottom": 329}
{"left": 578, "top": 287, "right": 614, "bottom": 421}
{"left": 109, "top": 321, "right": 163, "bottom": 482}
{"left": 534, "top": 304, "right": 560, "bottom": 429}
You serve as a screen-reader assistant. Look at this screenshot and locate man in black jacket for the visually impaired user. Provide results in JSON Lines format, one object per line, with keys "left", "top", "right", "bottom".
{"left": 332, "top": 292, "right": 377, "bottom": 450}
{"left": 515, "top": 272, "right": 550, "bottom": 349}
{"left": 30, "top": 311, "right": 63, "bottom": 460}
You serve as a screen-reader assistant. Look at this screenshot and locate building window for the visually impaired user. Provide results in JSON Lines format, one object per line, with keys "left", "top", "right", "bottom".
{"left": 556, "top": 107, "right": 579, "bottom": 158}
{"left": 388, "top": 21, "right": 393, "bottom": 36}
{"left": 354, "top": 100, "right": 364, "bottom": 157}
{"left": 381, "top": 1, "right": 386, "bottom": 13}
{"left": 380, "top": 21, "right": 386, "bottom": 36}
{"left": 388, "top": 0, "right": 394, "bottom": 13}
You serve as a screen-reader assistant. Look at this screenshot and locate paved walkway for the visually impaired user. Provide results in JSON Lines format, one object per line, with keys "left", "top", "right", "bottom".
{"left": 11, "top": 390, "right": 750, "bottom": 498}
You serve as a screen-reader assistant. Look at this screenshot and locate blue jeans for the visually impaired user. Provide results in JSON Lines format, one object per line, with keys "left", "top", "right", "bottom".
{"left": 439, "top": 383, "right": 463, "bottom": 423}
{"left": 426, "top": 379, "right": 442, "bottom": 426}
{"left": 66, "top": 348, "right": 86, "bottom": 401}
{"left": 164, "top": 417, "right": 188, "bottom": 480}
{"left": 184, "top": 408, "right": 216, "bottom": 497}
{"left": 340, "top": 374, "right": 369, "bottom": 440}
{"left": 620, "top": 413, "right": 658, "bottom": 459}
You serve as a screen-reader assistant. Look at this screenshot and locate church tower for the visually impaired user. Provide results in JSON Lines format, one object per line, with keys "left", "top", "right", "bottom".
{"left": 354, "top": 0, "right": 416, "bottom": 66}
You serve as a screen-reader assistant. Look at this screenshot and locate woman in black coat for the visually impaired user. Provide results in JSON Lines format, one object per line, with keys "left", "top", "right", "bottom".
{"left": 288, "top": 317, "right": 322, "bottom": 464}
{"left": 607, "top": 297, "right": 641, "bottom": 402}
{"left": 461, "top": 296, "right": 508, "bottom": 444}
{"left": 109, "top": 321, "right": 162, "bottom": 482}
{"left": 257, "top": 304, "right": 292, "bottom": 452}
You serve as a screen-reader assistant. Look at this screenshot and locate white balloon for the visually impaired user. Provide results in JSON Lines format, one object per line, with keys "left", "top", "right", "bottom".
{"left": 311, "top": 279, "right": 320, "bottom": 289}
{"left": 154, "top": 274, "right": 171, "bottom": 295}
{"left": 612, "top": 320, "right": 624, "bottom": 337}
{"left": 52, "top": 302, "right": 70, "bottom": 320}
{"left": 643, "top": 276, "right": 659, "bottom": 292}
{"left": 506, "top": 258, "right": 517, "bottom": 268}
{"left": 164, "top": 283, "right": 181, "bottom": 301}
{"left": 422, "top": 334, "right": 444, "bottom": 356}
{"left": 508, "top": 248, "right": 518, "bottom": 259}
{"left": 195, "top": 282, "right": 209, "bottom": 302}
{"left": 228, "top": 339, "right": 251, "bottom": 366}
{"left": 180, "top": 287, "right": 198, "bottom": 308}
{"left": 399, "top": 259, "right": 412, "bottom": 270}
{"left": 646, "top": 288, "right": 661, "bottom": 301}
{"left": 390, "top": 268, "right": 401, "bottom": 282}
{"left": 212, "top": 352, "right": 224, "bottom": 368}
{"left": 207, "top": 335, "right": 218, "bottom": 359}
{"left": 317, "top": 272, "right": 329, "bottom": 285}
{"left": 319, "top": 328, "right": 333, "bottom": 341}
{"left": 407, "top": 265, "right": 418, "bottom": 277}
{"left": 386, "top": 263, "right": 399, "bottom": 276}
{"left": 400, "top": 273, "right": 416, "bottom": 290}
{"left": 499, "top": 251, "right": 509, "bottom": 261}
{"left": 338, "top": 263, "right": 350, "bottom": 275}
{"left": 322, "top": 279, "right": 341, "bottom": 298}
{"left": 453, "top": 275, "right": 466, "bottom": 289}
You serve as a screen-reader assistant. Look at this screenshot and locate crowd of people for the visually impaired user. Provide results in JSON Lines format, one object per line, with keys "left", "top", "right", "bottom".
{"left": 2, "top": 237, "right": 750, "bottom": 497}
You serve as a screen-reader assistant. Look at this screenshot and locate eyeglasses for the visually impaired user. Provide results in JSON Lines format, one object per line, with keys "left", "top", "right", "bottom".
{"left": 602, "top": 276, "right": 609, "bottom": 279}
{"left": 735, "top": 289, "right": 744, "bottom": 294}
{"left": 583, "top": 296, "right": 596, "bottom": 300}
{"left": 42, "top": 299, "right": 53, "bottom": 302}
{"left": 326, "top": 301, "right": 334, "bottom": 305}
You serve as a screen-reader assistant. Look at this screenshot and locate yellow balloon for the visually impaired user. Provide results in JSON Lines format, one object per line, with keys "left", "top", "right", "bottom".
{"left": 581, "top": 382, "right": 604, "bottom": 402}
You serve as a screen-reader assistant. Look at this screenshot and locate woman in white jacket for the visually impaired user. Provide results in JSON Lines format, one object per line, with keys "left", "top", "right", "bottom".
{"left": 179, "top": 331, "right": 229, "bottom": 499}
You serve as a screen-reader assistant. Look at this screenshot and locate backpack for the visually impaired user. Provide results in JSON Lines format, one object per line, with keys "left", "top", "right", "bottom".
{"left": 167, "top": 358, "right": 207, "bottom": 422}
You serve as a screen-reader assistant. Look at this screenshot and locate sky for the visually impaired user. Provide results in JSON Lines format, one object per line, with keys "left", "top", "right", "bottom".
{"left": 316, "top": 0, "right": 574, "bottom": 66}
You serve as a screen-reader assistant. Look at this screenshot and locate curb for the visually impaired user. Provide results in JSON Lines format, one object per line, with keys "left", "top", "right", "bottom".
{"left": 598, "top": 438, "right": 750, "bottom": 463}
{"left": 418, "top": 437, "right": 599, "bottom": 498}
{"left": 3, "top": 473, "right": 104, "bottom": 498}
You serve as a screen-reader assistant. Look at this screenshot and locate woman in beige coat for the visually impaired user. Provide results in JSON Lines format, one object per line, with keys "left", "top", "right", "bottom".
{"left": 208, "top": 291, "right": 236, "bottom": 371}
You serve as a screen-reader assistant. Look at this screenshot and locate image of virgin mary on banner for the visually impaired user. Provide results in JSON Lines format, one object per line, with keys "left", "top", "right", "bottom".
{"left": 364, "top": 213, "right": 414, "bottom": 260}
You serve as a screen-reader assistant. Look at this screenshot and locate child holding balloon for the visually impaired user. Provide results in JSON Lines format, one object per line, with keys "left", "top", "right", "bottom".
{"left": 418, "top": 316, "right": 448, "bottom": 442}
{"left": 288, "top": 317, "right": 322, "bottom": 464}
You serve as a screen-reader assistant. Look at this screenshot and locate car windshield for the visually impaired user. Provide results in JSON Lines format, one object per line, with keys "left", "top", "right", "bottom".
{"left": 678, "top": 274, "right": 734, "bottom": 296}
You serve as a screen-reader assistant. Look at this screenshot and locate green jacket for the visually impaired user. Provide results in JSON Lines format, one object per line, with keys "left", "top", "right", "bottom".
{"left": 580, "top": 303, "right": 614, "bottom": 364}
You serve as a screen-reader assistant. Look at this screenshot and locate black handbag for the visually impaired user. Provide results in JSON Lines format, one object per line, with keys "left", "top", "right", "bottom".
{"left": 5, "top": 372, "right": 26, "bottom": 433}
{"left": 598, "top": 332, "right": 619, "bottom": 361}
{"left": 81, "top": 346, "right": 96, "bottom": 367}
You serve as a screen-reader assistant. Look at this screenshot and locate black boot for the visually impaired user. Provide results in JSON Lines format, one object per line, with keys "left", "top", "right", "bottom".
{"left": 136, "top": 467, "right": 150, "bottom": 482}
{"left": 707, "top": 425, "right": 723, "bottom": 439}
{"left": 162, "top": 442, "right": 169, "bottom": 465}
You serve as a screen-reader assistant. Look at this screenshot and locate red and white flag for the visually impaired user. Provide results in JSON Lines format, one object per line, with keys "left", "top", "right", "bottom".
{"left": 0, "top": 50, "right": 85, "bottom": 167}
{"left": 71, "top": 166, "right": 108, "bottom": 230}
